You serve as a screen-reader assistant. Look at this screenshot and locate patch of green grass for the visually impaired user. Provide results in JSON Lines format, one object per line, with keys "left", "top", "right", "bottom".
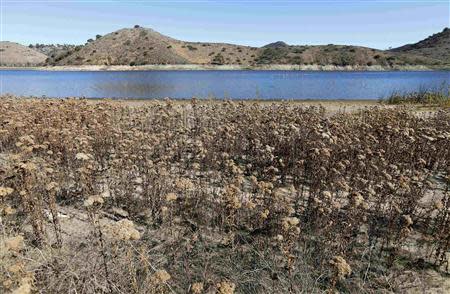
{"left": 381, "top": 85, "right": 449, "bottom": 106}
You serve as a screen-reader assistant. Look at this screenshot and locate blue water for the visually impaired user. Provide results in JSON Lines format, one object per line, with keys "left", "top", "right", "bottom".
{"left": 0, "top": 70, "right": 448, "bottom": 99}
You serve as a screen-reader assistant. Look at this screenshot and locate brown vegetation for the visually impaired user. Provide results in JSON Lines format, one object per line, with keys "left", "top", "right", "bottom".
{"left": 0, "top": 97, "right": 449, "bottom": 293}
{"left": 391, "top": 28, "right": 450, "bottom": 65}
{"left": 47, "top": 26, "right": 448, "bottom": 68}
{"left": 54, "top": 27, "right": 257, "bottom": 66}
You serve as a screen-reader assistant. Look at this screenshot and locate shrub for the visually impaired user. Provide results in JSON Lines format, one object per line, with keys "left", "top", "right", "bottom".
{"left": 0, "top": 99, "right": 448, "bottom": 293}
{"left": 211, "top": 53, "right": 225, "bottom": 65}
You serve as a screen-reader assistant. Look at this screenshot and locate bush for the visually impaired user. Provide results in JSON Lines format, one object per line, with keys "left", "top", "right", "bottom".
{"left": 211, "top": 53, "right": 225, "bottom": 65}
{"left": 0, "top": 100, "right": 449, "bottom": 293}
{"left": 257, "top": 47, "right": 289, "bottom": 64}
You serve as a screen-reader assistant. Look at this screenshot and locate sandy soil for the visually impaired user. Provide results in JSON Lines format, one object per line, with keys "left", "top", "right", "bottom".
{"left": 84, "top": 98, "right": 447, "bottom": 119}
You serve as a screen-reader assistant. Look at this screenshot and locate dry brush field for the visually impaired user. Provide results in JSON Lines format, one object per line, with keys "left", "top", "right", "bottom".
{"left": 0, "top": 97, "right": 449, "bottom": 293}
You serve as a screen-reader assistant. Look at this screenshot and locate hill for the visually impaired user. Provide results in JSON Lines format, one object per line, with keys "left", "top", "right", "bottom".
{"left": 30, "top": 44, "right": 80, "bottom": 64}
{"left": 53, "top": 27, "right": 258, "bottom": 66}
{"left": 263, "top": 41, "right": 289, "bottom": 48}
{"left": 254, "top": 44, "right": 441, "bottom": 67}
{"left": 52, "top": 26, "right": 446, "bottom": 68}
{"left": 0, "top": 42, "right": 47, "bottom": 66}
{"left": 3, "top": 27, "right": 448, "bottom": 69}
{"left": 390, "top": 28, "right": 450, "bottom": 64}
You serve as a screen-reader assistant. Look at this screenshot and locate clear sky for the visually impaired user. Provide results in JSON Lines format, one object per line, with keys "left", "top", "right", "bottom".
{"left": 1, "top": 0, "right": 449, "bottom": 49}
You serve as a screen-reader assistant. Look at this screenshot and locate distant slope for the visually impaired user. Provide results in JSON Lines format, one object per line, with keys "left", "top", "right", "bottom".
{"left": 255, "top": 44, "right": 442, "bottom": 67}
{"left": 263, "top": 41, "right": 289, "bottom": 48}
{"left": 55, "top": 27, "right": 259, "bottom": 66}
{"left": 0, "top": 42, "right": 47, "bottom": 66}
{"left": 5, "top": 26, "right": 448, "bottom": 68}
{"left": 390, "top": 28, "right": 450, "bottom": 64}
{"left": 31, "top": 44, "right": 80, "bottom": 64}
{"left": 54, "top": 26, "right": 447, "bottom": 68}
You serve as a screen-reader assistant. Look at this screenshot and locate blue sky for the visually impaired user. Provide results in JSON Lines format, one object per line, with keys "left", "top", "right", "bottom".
{"left": 1, "top": 0, "right": 449, "bottom": 49}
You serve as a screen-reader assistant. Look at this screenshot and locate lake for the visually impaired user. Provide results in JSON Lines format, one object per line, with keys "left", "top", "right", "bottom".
{"left": 0, "top": 70, "right": 448, "bottom": 99}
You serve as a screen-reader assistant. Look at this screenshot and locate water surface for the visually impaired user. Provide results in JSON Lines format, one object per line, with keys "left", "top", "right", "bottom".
{"left": 1, "top": 70, "right": 448, "bottom": 99}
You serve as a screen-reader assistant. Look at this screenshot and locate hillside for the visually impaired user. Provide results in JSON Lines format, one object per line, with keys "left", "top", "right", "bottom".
{"left": 0, "top": 42, "right": 47, "bottom": 66}
{"left": 3, "top": 27, "right": 448, "bottom": 68}
{"left": 30, "top": 44, "right": 80, "bottom": 64}
{"left": 52, "top": 26, "right": 446, "bottom": 68}
{"left": 254, "top": 44, "right": 441, "bottom": 67}
{"left": 54, "top": 27, "right": 258, "bottom": 66}
{"left": 390, "top": 28, "right": 450, "bottom": 64}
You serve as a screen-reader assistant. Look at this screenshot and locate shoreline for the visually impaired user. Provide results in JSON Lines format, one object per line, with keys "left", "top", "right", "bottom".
{"left": 1, "top": 64, "right": 447, "bottom": 72}
{"left": 3, "top": 96, "right": 444, "bottom": 115}
{"left": 0, "top": 94, "right": 379, "bottom": 103}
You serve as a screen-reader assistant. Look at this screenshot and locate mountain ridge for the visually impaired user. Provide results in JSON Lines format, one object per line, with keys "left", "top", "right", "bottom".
{"left": 0, "top": 42, "right": 47, "bottom": 66}
{"left": 390, "top": 28, "right": 450, "bottom": 63}
{"left": 2, "top": 27, "right": 449, "bottom": 69}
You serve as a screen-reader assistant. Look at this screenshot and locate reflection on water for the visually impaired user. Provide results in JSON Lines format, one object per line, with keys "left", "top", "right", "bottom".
{"left": 92, "top": 82, "right": 176, "bottom": 97}
{"left": 0, "top": 70, "right": 448, "bottom": 99}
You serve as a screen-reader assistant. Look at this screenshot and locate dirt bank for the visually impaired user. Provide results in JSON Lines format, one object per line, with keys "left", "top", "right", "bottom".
{"left": 0, "top": 64, "right": 440, "bottom": 71}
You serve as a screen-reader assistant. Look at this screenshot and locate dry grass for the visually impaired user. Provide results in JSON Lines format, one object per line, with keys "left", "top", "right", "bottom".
{"left": 0, "top": 42, "right": 47, "bottom": 66}
{"left": 0, "top": 96, "right": 449, "bottom": 293}
{"left": 50, "top": 26, "right": 447, "bottom": 68}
